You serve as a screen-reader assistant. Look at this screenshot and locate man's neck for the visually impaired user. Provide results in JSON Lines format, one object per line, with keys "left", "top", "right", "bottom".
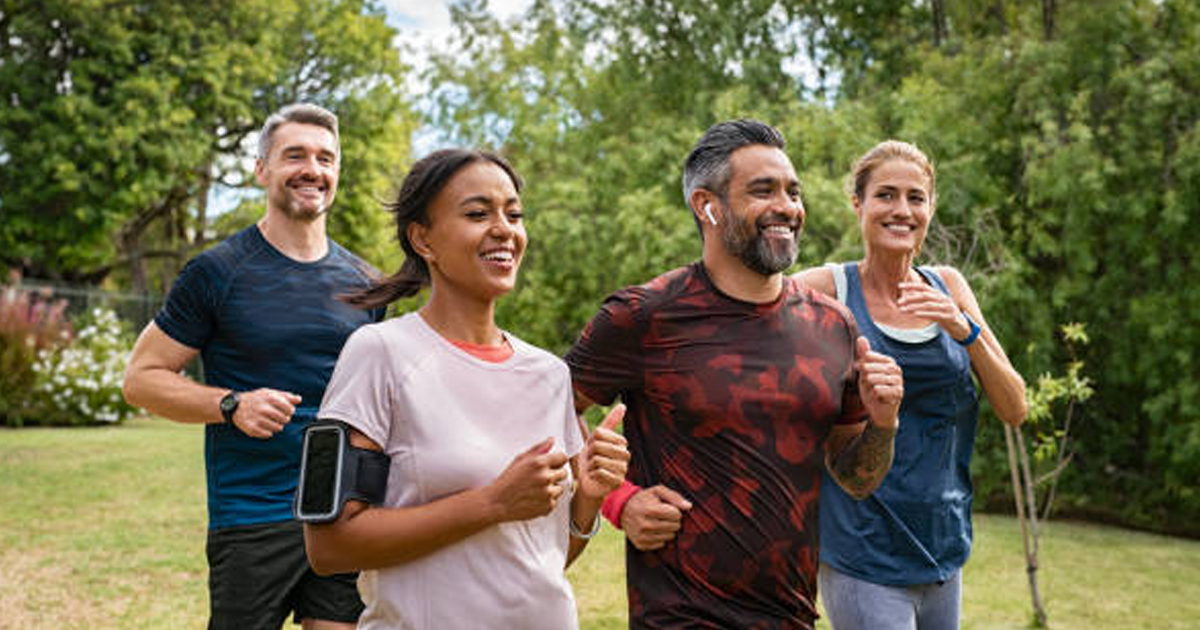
{"left": 701, "top": 243, "right": 784, "bottom": 304}
{"left": 257, "top": 208, "right": 329, "bottom": 262}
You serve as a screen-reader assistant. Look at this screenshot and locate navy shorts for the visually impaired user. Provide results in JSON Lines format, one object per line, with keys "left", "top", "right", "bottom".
{"left": 206, "top": 519, "right": 363, "bottom": 630}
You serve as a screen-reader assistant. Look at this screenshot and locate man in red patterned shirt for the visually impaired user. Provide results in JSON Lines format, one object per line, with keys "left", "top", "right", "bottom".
{"left": 566, "top": 119, "right": 903, "bottom": 629}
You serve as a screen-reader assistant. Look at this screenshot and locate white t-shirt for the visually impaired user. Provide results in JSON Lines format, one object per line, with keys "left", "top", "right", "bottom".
{"left": 319, "top": 313, "right": 585, "bottom": 630}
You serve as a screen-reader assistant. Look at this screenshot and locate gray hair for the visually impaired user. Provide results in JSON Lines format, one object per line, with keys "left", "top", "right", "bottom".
{"left": 682, "top": 119, "right": 786, "bottom": 205}
{"left": 257, "top": 103, "right": 340, "bottom": 160}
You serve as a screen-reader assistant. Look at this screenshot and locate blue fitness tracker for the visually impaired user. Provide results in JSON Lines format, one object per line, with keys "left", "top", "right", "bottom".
{"left": 955, "top": 311, "right": 982, "bottom": 347}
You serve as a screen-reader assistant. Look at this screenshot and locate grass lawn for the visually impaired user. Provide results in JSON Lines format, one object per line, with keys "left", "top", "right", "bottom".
{"left": 3, "top": 417, "right": 1198, "bottom": 629}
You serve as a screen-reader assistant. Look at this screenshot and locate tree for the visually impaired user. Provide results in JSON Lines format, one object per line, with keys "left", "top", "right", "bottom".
{"left": 0, "top": 0, "right": 414, "bottom": 291}
{"left": 424, "top": 0, "right": 861, "bottom": 352}
{"left": 421, "top": 0, "right": 1200, "bottom": 537}
{"left": 789, "top": 0, "right": 1200, "bottom": 535}
{"left": 1006, "top": 323, "right": 1093, "bottom": 627}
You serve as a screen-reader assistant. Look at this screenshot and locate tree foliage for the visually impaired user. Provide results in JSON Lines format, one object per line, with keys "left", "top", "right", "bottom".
{"left": 421, "top": 0, "right": 1200, "bottom": 534}
{"left": 2, "top": 0, "right": 1196, "bottom": 532}
{"left": 0, "top": 0, "right": 414, "bottom": 291}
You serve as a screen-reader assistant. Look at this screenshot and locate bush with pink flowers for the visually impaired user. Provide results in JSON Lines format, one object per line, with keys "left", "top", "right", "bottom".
{"left": 1, "top": 272, "right": 137, "bottom": 427}
{"left": 0, "top": 273, "right": 73, "bottom": 426}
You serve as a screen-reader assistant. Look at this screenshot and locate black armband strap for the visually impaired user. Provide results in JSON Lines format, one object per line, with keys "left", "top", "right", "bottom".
{"left": 294, "top": 420, "right": 390, "bottom": 524}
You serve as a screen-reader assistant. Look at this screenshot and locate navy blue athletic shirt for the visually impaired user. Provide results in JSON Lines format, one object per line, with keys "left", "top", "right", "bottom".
{"left": 155, "top": 225, "right": 384, "bottom": 530}
{"left": 819, "top": 263, "right": 980, "bottom": 586}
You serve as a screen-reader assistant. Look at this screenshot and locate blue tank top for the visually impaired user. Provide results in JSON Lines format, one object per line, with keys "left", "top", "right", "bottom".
{"left": 819, "top": 263, "right": 979, "bottom": 585}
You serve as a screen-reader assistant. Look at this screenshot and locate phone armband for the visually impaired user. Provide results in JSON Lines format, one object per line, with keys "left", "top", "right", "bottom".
{"left": 294, "top": 420, "right": 390, "bottom": 524}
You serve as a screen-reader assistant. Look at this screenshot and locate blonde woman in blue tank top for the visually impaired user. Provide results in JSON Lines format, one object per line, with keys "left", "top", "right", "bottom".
{"left": 794, "top": 141, "right": 1028, "bottom": 630}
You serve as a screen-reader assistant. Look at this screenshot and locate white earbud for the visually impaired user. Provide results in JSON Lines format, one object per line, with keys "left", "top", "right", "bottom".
{"left": 703, "top": 203, "right": 717, "bottom": 225}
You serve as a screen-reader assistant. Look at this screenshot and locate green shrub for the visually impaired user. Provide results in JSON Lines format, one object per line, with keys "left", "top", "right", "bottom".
{"left": 0, "top": 273, "right": 73, "bottom": 427}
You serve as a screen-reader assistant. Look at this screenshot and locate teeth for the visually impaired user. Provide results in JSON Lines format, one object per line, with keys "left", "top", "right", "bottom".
{"left": 763, "top": 225, "right": 793, "bottom": 235}
{"left": 482, "top": 251, "right": 513, "bottom": 262}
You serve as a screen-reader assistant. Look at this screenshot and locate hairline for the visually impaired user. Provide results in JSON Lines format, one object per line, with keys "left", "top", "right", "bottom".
{"left": 682, "top": 121, "right": 787, "bottom": 204}
{"left": 257, "top": 104, "right": 340, "bottom": 162}
{"left": 267, "top": 124, "right": 339, "bottom": 158}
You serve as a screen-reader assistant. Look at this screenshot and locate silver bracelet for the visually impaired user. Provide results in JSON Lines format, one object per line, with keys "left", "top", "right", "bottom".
{"left": 569, "top": 513, "right": 602, "bottom": 539}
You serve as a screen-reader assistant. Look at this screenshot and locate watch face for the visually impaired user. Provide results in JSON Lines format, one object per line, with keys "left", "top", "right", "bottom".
{"left": 220, "top": 393, "right": 238, "bottom": 421}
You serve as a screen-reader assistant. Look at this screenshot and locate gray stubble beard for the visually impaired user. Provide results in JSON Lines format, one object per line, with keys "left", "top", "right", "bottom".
{"left": 720, "top": 213, "right": 800, "bottom": 276}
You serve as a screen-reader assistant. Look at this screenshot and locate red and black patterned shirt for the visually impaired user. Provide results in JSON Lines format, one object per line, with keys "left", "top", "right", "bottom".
{"left": 566, "top": 262, "right": 867, "bottom": 629}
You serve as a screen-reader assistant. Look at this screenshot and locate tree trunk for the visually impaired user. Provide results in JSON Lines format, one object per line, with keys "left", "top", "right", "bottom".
{"left": 1042, "top": 0, "right": 1056, "bottom": 40}
{"left": 121, "top": 230, "right": 148, "bottom": 295}
{"left": 195, "top": 167, "right": 211, "bottom": 249}
{"left": 987, "top": 1, "right": 1008, "bottom": 36}
{"left": 931, "top": 0, "right": 947, "bottom": 47}
{"left": 115, "top": 183, "right": 193, "bottom": 293}
{"left": 1006, "top": 424, "right": 1049, "bottom": 628}
{"left": 1041, "top": 398, "right": 1076, "bottom": 521}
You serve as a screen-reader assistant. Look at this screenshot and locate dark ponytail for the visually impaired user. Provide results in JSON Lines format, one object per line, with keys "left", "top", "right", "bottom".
{"left": 342, "top": 148, "right": 523, "bottom": 310}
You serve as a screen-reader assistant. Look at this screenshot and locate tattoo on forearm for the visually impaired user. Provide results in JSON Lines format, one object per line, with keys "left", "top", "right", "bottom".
{"left": 830, "top": 422, "right": 897, "bottom": 499}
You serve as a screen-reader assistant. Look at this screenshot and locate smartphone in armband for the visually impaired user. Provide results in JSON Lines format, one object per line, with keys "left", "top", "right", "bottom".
{"left": 294, "top": 420, "right": 390, "bottom": 524}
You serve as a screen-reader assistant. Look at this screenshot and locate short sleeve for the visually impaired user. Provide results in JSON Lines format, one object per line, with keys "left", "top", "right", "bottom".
{"left": 560, "top": 366, "right": 585, "bottom": 458}
{"left": 319, "top": 325, "right": 395, "bottom": 449}
{"left": 564, "top": 289, "right": 647, "bottom": 406}
{"left": 154, "top": 257, "right": 219, "bottom": 350}
{"left": 836, "top": 307, "right": 869, "bottom": 426}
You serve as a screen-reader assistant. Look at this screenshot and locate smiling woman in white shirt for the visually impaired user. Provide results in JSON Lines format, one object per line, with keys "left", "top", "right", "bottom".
{"left": 303, "top": 149, "right": 629, "bottom": 630}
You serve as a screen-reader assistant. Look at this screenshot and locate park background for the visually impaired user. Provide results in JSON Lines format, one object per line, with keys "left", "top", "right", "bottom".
{"left": 1, "top": 0, "right": 1198, "bottom": 627}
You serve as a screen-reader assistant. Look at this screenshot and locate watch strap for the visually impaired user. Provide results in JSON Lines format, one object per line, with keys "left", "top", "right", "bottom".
{"left": 220, "top": 392, "right": 239, "bottom": 424}
{"left": 955, "top": 311, "right": 982, "bottom": 346}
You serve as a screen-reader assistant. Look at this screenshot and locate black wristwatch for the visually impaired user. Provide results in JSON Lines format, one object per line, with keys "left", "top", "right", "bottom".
{"left": 219, "top": 391, "right": 240, "bottom": 425}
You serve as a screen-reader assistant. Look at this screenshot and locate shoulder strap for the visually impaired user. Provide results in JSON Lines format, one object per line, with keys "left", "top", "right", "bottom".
{"left": 914, "top": 265, "right": 951, "bottom": 296}
{"left": 824, "top": 262, "right": 848, "bottom": 305}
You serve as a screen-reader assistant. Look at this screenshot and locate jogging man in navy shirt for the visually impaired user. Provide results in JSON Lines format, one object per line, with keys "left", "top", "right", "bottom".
{"left": 123, "top": 103, "right": 384, "bottom": 630}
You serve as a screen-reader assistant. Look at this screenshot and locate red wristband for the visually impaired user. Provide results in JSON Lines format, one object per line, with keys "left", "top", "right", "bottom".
{"left": 600, "top": 480, "right": 641, "bottom": 529}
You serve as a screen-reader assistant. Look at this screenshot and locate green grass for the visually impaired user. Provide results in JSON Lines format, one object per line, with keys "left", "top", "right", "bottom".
{"left": 3, "top": 418, "right": 1199, "bottom": 629}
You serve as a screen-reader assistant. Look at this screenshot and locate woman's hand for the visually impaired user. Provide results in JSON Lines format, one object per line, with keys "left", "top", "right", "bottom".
{"left": 898, "top": 280, "right": 972, "bottom": 341}
{"left": 577, "top": 404, "right": 630, "bottom": 500}
{"left": 487, "top": 437, "right": 570, "bottom": 522}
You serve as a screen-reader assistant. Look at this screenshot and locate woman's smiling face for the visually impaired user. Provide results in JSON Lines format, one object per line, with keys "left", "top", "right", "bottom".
{"left": 412, "top": 161, "right": 527, "bottom": 301}
{"left": 855, "top": 158, "right": 933, "bottom": 256}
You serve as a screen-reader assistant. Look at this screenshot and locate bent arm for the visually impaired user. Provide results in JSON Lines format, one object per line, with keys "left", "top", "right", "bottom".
{"left": 565, "top": 397, "right": 629, "bottom": 567}
{"left": 566, "top": 386, "right": 600, "bottom": 565}
{"left": 304, "top": 430, "right": 508, "bottom": 575}
{"left": 939, "top": 267, "right": 1028, "bottom": 427}
{"left": 824, "top": 337, "right": 902, "bottom": 499}
{"left": 565, "top": 456, "right": 603, "bottom": 568}
{"left": 824, "top": 421, "right": 897, "bottom": 499}
{"left": 122, "top": 322, "right": 221, "bottom": 424}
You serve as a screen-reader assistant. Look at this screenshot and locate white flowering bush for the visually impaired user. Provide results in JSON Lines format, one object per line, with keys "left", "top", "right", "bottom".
{"left": 31, "top": 306, "right": 137, "bottom": 426}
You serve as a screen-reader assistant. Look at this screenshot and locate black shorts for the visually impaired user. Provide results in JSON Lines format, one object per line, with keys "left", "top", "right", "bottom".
{"left": 206, "top": 519, "right": 363, "bottom": 630}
